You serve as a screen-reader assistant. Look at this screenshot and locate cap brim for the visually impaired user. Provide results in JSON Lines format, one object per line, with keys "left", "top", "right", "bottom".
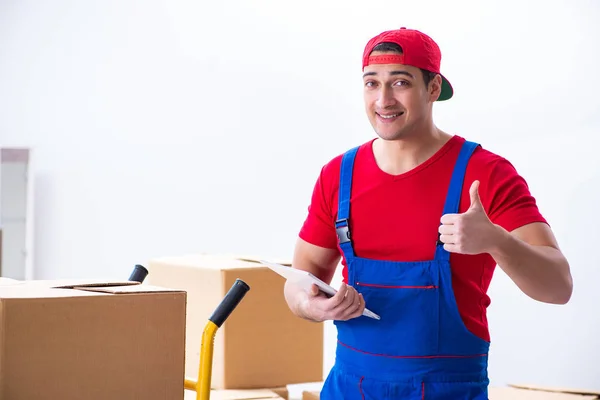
{"left": 438, "top": 74, "right": 453, "bottom": 101}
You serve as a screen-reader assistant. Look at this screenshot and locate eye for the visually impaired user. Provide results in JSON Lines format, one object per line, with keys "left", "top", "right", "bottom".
{"left": 364, "top": 80, "right": 378, "bottom": 88}
{"left": 394, "top": 80, "right": 410, "bottom": 87}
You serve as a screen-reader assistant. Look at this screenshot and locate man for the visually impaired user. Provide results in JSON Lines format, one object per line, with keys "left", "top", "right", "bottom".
{"left": 283, "top": 27, "right": 573, "bottom": 399}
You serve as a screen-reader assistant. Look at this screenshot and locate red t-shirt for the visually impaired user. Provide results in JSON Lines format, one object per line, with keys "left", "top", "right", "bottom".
{"left": 298, "top": 135, "right": 547, "bottom": 342}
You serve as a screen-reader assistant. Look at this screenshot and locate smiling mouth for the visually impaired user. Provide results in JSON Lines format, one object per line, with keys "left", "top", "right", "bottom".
{"left": 377, "top": 112, "right": 404, "bottom": 119}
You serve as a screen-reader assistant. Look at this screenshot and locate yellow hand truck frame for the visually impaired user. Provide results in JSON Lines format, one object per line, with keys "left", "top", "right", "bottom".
{"left": 129, "top": 264, "right": 251, "bottom": 400}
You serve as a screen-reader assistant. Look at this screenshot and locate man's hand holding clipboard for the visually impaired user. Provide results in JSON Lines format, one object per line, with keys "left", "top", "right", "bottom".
{"left": 260, "top": 260, "right": 380, "bottom": 321}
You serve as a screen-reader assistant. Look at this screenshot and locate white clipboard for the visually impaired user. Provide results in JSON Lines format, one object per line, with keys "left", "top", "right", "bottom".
{"left": 260, "top": 260, "right": 380, "bottom": 320}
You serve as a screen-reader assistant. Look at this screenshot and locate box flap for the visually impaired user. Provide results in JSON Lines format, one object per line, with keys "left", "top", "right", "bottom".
{"left": 149, "top": 254, "right": 292, "bottom": 271}
{"left": 75, "top": 284, "right": 185, "bottom": 294}
{"left": 0, "top": 280, "right": 144, "bottom": 299}
{"left": 232, "top": 255, "right": 292, "bottom": 267}
{"left": 509, "top": 384, "right": 600, "bottom": 397}
{"left": 52, "top": 281, "right": 139, "bottom": 289}
{"left": 18, "top": 279, "right": 139, "bottom": 289}
{"left": 0, "top": 285, "right": 108, "bottom": 299}
{"left": 490, "top": 387, "right": 598, "bottom": 399}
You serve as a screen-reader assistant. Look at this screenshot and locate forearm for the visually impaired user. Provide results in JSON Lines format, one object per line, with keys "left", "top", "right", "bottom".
{"left": 489, "top": 225, "right": 573, "bottom": 304}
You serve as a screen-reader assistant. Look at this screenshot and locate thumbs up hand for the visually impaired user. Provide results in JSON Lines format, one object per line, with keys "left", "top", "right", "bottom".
{"left": 439, "top": 180, "right": 500, "bottom": 255}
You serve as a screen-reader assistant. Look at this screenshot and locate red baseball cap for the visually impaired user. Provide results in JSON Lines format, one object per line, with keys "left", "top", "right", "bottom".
{"left": 362, "top": 27, "right": 453, "bottom": 101}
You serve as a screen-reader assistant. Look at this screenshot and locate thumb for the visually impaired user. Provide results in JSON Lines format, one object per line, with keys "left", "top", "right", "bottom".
{"left": 308, "top": 284, "right": 320, "bottom": 297}
{"left": 468, "top": 180, "right": 483, "bottom": 211}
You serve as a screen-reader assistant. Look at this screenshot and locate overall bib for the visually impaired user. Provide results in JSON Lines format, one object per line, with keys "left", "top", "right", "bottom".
{"left": 320, "top": 140, "right": 491, "bottom": 400}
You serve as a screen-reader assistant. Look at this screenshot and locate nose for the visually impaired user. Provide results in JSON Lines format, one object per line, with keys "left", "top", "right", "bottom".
{"left": 376, "top": 85, "right": 396, "bottom": 109}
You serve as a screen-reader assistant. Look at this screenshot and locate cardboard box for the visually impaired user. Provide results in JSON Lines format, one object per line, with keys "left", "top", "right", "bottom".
{"left": 302, "top": 391, "right": 320, "bottom": 400}
{"left": 490, "top": 386, "right": 599, "bottom": 399}
{"left": 270, "top": 386, "right": 289, "bottom": 399}
{"left": 0, "top": 279, "right": 186, "bottom": 400}
{"left": 147, "top": 254, "right": 324, "bottom": 389}
{"left": 496, "top": 384, "right": 600, "bottom": 399}
{"left": 185, "top": 389, "right": 284, "bottom": 400}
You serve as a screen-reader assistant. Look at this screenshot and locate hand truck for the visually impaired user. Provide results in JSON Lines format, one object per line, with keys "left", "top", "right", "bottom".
{"left": 129, "top": 264, "right": 251, "bottom": 400}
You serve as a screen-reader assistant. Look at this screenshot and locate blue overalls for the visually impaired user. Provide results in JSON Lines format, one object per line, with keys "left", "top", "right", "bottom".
{"left": 320, "top": 140, "right": 491, "bottom": 400}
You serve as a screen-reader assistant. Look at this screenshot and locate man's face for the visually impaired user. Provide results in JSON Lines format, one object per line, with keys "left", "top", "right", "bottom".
{"left": 363, "top": 52, "right": 441, "bottom": 141}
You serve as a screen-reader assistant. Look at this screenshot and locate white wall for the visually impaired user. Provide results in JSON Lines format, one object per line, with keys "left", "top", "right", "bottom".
{"left": 1, "top": 0, "right": 599, "bottom": 391}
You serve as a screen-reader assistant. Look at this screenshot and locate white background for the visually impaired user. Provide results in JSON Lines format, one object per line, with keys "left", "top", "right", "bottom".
{"left": 1, "top": 0, "right": 599, "bottom": 392}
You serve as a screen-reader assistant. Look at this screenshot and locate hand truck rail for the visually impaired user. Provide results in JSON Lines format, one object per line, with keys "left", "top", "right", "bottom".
{"left": 127, "top": 264, "right": 251, "bottom": 400}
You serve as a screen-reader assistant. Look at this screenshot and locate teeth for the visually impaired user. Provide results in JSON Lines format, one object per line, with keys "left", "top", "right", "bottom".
{"left": 380, "top": 113, "right": 399, "bottom": 119}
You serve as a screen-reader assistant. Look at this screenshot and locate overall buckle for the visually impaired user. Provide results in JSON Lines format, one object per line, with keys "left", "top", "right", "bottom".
{"left": 335, "top": 218, "right": 351, "bottom": 244}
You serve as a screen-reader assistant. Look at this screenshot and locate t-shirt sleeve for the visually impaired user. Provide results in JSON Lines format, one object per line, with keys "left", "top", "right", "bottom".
{"left": 298, "top": 166, "right": 339, "bottom": 250}
{"left": 483, "top": 157, "right": 548, "bottom": 232}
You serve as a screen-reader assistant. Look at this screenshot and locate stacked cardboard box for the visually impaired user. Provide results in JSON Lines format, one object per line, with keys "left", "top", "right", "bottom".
{"left": 300, "top": 384, "right": 600, "bottom": 400}
{"left": 147, "top": 253, "right": 325, "bottom": 400}
{"left": 0, "top": 277, "right": 187, "bottom": 400}
{"left": 184, "top": 388, "right": 286, "bottom": 400}
{"left": 493, "top": 384, "right": 600, "bottom": 399}
{"left": 302, "top": 391, "right": 320, "bottom": 400}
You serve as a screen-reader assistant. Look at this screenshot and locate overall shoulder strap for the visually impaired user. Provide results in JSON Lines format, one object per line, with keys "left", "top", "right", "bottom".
{"left": 435, "top": 140, "right": 480, "bottom": 262}
{"left": 441, "top": 140, "right": 480, "bottom": 216}
{"left": 336, "top": 146, "right": 359, "bottom": 259}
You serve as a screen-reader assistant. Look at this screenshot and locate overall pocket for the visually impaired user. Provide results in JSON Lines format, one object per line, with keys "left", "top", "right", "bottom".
{"left": 338, "top": 260, "right": 441, "bottom": 357}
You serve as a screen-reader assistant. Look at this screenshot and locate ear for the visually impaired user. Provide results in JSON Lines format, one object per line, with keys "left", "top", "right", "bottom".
{"left": 429, "top": 74, "right": 442, "bottom": 102}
